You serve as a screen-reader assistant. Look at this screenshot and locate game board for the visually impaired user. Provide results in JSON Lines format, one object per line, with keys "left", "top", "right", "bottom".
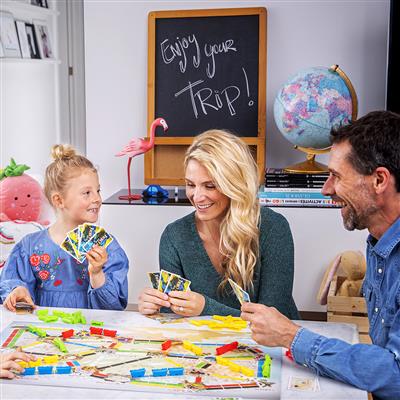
{"left": 1, "top": 320, "right": 282, "bottom": 398}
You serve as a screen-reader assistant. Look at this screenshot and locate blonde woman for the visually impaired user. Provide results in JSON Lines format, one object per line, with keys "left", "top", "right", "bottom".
{"left": 138, "top": 130, "right": 299, "bottom": 318}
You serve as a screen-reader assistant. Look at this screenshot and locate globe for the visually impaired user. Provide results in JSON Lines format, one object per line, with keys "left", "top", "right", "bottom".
{"left": 273, "top": 65, "right": 358, "bottom": 172}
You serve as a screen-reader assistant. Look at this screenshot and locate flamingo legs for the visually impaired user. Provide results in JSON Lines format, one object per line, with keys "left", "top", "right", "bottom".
{"left": 118, "top": 157, "right": 142, "bottom": 200}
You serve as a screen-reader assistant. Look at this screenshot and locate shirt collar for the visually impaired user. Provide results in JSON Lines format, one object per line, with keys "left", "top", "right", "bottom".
{"left": 367, "top": 217, "right": 400, "bottom": 258}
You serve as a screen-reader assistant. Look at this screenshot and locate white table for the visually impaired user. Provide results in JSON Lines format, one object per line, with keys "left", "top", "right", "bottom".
{"left": 0, "top": 306, "right": 367, "bottom": 399}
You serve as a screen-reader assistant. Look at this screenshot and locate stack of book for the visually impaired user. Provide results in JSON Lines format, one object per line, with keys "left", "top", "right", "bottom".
{"left": 259, "top": 168, "right": 339, "bottom": 208}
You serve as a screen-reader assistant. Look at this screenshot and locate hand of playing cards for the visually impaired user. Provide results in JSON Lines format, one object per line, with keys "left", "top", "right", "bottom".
{"left": 148, "top": 270, "right": 191, "bottom": 294}
{"left": 60, "top": 223, "right": 113, "bottom": 263}
{"left": 228, "top": 278, "right": 250, "bottom": 305}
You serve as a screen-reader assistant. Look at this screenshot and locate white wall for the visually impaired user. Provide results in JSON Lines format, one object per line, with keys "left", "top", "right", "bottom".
{"left": 84, "top": 0, "right": 390, "bottom": 197}
{"left": 84, "top": 0, "right": 389, "bottom": 310}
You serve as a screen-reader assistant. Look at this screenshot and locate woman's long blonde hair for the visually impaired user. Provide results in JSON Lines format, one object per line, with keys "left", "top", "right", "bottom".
{"left": 185, "top": 130, "right": 260, "bottom": 292}
{"left": 44, "top": 144, "right": 96, "bottom": 205}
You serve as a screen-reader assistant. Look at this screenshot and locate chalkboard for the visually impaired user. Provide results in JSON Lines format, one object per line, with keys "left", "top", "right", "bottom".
{"left": 146, "top": 8, "right": 267, "bottom": 185}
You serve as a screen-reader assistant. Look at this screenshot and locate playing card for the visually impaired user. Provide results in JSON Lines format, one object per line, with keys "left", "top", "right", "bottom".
{"left": 148, "top": 272, "right": 160, "bottom": 289}
{"left": 83, "top": 228, "right": 113, "bottom": 253}
{"left": 228, "top": 278, "right": 250, "bottom": 305}
{"left": 78, "top": 223, "right": 98, "bottom": 253}
{"left": 61, "top": 236, "right": 84, "bottom": 262}
{"left": 15, "top": 301, "right": 34, "bottom": 314}
{"left": 158, "top": 270, "right": 172, "bottom": 292}
{"left": 67, "top": 228, "right": 83, "bottom": 260}
{"left": 164, "top": 273, "right": 191, "bottom": 293}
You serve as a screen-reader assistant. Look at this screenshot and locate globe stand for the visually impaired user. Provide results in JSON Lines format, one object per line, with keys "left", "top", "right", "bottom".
{"left": 284, "top": 146, "right": 329, "bottom": 173}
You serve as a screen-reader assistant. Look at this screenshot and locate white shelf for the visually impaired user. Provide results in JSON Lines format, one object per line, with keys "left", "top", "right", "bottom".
{"left": 0, "top": 57, "right": 60, "bottom": 64}
{"left": 0, "top": 1, "right": 59, "bottom": 17}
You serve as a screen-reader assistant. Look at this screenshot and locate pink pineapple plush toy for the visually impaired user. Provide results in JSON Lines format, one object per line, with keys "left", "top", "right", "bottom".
{"left": 0, "top": 158, "right": 47, "bottom": 224}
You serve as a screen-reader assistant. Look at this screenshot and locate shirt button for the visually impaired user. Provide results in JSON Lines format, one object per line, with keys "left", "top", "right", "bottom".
{"left": 375, "top": 307, "right": 379, "bottom": 313}
{"left": 378, "top": 268, "right": 383, "bottom": 274}
{"left": 382, "top": 318, "right": 385, "bottom": 324}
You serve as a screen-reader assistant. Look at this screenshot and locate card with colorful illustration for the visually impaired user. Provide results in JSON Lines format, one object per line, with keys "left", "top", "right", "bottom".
{"left": 83, "top": 228, "right": 113, "bottom": 253}
{"left": 148, "top": 272, "right": 160, "bottom": 289}
{"left": 61, "top": 236, "right": 83, "bottom": 262}
{"left": 228, "top": 278, "right": 250, "bottom": 305}
{"left": 164, "top": 273, "right": 191, "bottom": 294}
{"left": 68, "top": 227, "right": 83, "bottom": 259}
{"left": 78, "top": 223, "right": 98, "bottom": 253}
{"left": 158, "top": 270, "right": 172, "bottom": 293}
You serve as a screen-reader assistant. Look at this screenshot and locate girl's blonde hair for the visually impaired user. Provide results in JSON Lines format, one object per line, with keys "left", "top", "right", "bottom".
{"left": 44, "top": 144, "right": 96, "bottom": 205}
{"left": 184, "top": 130, "right": 260, "bottom": 292}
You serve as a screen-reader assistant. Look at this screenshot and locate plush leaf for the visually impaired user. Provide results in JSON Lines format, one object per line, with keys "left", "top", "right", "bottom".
{"left": 0, "top": 159, "right": 30, "bottom": 179}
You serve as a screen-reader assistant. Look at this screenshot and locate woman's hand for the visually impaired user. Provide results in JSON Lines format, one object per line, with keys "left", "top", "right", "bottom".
{"left": 0, "top": 351, "right": 35, "bottom": 379}
{"left": 168, "top": 290, "right": 205, "bottom": 317}
{"left": 138, "top": 287, "right": 171, "bottom": 315}
{"left": 3, "top": 286, "right": 35, "bottom": 312}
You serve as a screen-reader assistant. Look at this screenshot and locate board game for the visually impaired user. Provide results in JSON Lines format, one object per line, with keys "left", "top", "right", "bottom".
{"left": 1, "top": 319, "right": 282, "bottom": 398}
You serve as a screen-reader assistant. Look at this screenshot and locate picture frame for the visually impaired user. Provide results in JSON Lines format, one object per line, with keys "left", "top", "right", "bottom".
{"left": 0, "top": 11, "right": 21, "bottom": 58}
{"left": 34, "top": 23, "right": 53, "bottom": 59}
{"left": 0, "top": 39, "right": 4, "bottom": 58}
{"left": 25, "top": 22, "right": 40, "bottom": 59}
{"left": 15, "top": 20, "right": 31, "bottom": 58}
{"left": 30, "top": 0, "right": 48, "bottom": 8}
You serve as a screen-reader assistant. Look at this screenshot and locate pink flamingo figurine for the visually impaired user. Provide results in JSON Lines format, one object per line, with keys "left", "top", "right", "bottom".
{"left": 115, "top": 118, "right": 168, "bottom": 200}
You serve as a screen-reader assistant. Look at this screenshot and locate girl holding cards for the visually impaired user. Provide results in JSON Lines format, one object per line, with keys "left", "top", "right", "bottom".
{"left": 138, "top": 130, "right": 299, "bottom": 319}
{"left": 0, "top": 145, "right": 129, "bottom": 311}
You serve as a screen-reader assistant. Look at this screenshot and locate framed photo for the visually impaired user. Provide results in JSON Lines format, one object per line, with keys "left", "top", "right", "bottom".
{"left": 0, "top": 39, "right": 4, "bottom": 58}
{"left": 25, "top": 23, "right": 40, "bottom": 59}
{"left": 0, "top": 12, "right": 21, "bottom": 58}
{"left": 30, "top": 0, "right": 48, "bottom": 7}
{"left": 34, "top": 23, "right": 53, "bottom": 59}
{"left": 15, "top": 20, "right": 31, "bottom": 58}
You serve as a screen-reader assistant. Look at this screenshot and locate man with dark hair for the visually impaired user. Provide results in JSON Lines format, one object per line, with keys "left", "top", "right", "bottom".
{"left": 241, "top": 110, "right": 400, "bottom": 399}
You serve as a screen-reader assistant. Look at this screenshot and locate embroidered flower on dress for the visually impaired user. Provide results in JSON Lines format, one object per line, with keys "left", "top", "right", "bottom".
{"left": 41, "top": 253, "right": 51, "bottom": 264}
{"left": 38, "top": 270, "right": 50, "bottom": 281}
{"left": 29, "top": 254, "right": 40, "bottom": 267}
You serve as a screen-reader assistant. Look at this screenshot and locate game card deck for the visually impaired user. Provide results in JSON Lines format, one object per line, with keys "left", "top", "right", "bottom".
{"left": 228, "top": 278, "right": 250, "bottom": 304}
{"left": 15, "top": 301, "right": 34, "bottom": 314}
{"left": 149, "top": 269, "right": 191, "bottom": 293}
{"left": 60, "top": 223, "right": 113, "bottom": 262}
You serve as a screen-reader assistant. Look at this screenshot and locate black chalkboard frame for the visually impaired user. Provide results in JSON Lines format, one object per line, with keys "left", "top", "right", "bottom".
{"left": 146, "top": 7, "right": 267, "bottom": 185}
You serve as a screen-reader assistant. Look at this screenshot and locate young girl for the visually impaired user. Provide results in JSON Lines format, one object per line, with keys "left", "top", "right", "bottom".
{"left": 0, "top": 145, "right": 129, "bottom": 310}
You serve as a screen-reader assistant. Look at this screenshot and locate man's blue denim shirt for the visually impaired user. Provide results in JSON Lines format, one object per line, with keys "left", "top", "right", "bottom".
{"left": 291, "top": 217, "right": 400, "bottom": 399}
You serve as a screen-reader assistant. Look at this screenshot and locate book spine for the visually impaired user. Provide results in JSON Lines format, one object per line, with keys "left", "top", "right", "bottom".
{"left": 259, "top": 197, "right": 338, "bottom": 206}
{"left": 264, "top": 183, "right": 325, "bottom": 188}
{"left": 261, "top": 187, "right": 322, "bottom": 193}
{"left": 259, "top": 192, "right": 329, "bottom": 199}
{"left": 265, "top": 174, "right": 328, "bottom": 180}
{"left": 265, "top": 168, "right": 329, "bottom": 179}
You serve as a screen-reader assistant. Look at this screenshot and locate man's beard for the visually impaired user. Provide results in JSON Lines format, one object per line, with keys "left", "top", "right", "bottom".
{"left": 342, "top": 201, "right": 378, "bottom": 231}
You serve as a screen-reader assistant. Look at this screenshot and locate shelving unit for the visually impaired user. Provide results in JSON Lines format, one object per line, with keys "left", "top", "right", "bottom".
{"left": 0, "top": 0, "right": 62, "bottom": 174}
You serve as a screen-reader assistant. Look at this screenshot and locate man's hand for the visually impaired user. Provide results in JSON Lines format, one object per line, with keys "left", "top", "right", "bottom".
{"left": 241, "top": 302, "right": 300, "bottom": 348}
{"left": 138, "top": 288, "right": 171, "bottom": 315}
{"left": 168, "top": 290, "right": 205, "bottom": 317}
{"left": 4, "top": 287, "right": 35, "bottom": 312}
{"left": 0, "top": 352, "right": 35, "bottom": 379}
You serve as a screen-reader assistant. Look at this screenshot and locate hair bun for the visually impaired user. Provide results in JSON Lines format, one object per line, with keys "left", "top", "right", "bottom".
{"left": 51, "top": 144, "right": 76, "bottom": 161}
